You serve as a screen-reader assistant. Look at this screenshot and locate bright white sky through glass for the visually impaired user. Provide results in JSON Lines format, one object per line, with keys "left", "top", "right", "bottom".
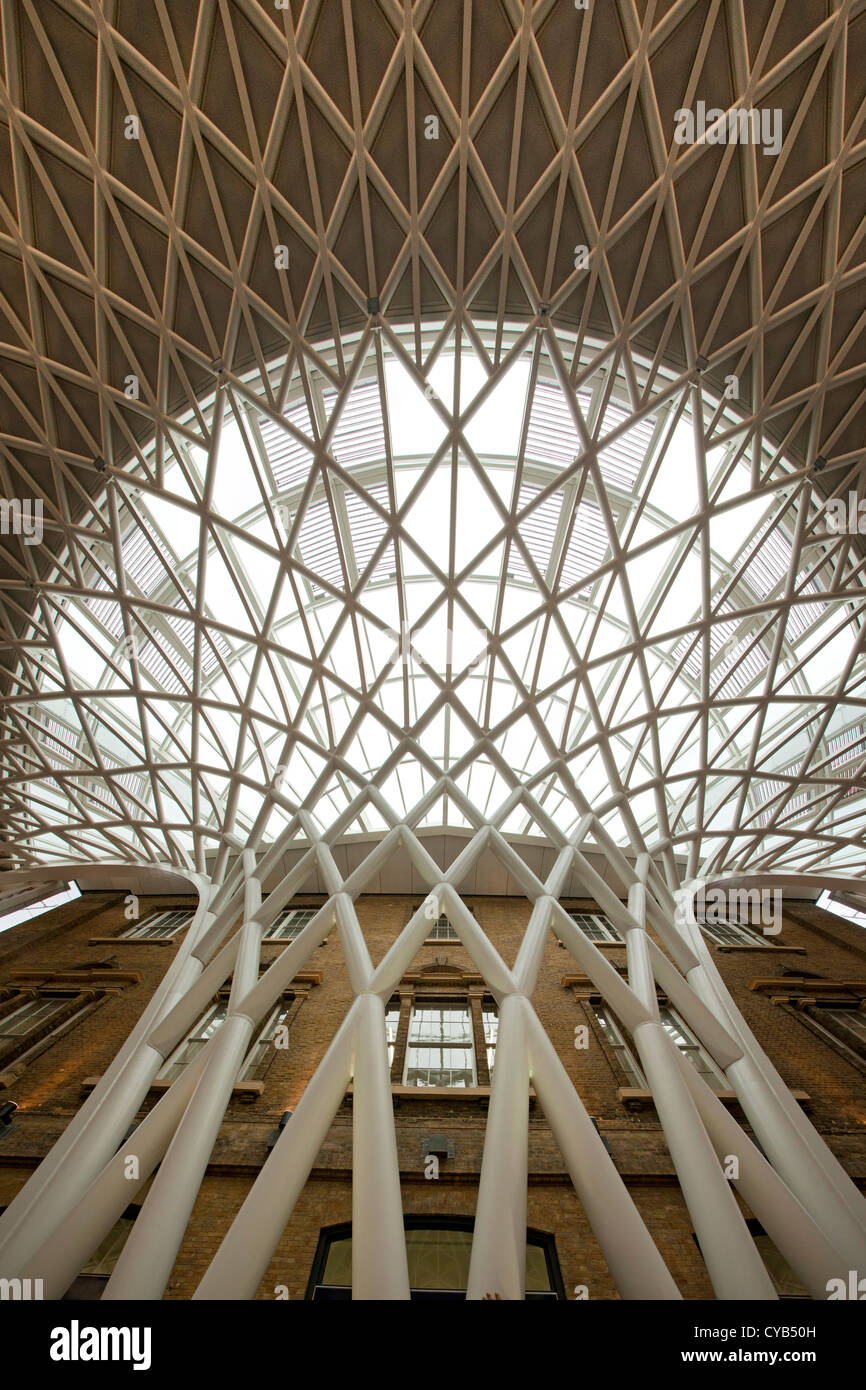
{"left": 33, "top": 336, "right": 864, "bottom": 873}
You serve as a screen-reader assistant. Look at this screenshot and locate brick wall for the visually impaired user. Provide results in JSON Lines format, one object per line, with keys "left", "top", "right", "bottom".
{"left": 1, "top": 888, "right": 864, "bottom": 1298}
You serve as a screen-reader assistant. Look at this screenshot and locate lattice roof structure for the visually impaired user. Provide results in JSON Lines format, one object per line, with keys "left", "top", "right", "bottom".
{"left": 1, "top": 0, "right": 865, "bottom": 880}
{"left": 1, "top": 0, "right": 866, "bottom": 1303}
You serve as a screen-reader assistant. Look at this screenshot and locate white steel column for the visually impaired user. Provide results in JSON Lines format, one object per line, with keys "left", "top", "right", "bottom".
{"left": 351, "top": 993, "right": 410, "bottom": 1300}
{"left": 466, "top": 993, "right": 529, "bottom": 1300}
{"left": 0, "top": 877, "right": 216, "bottom": 1275}
{"left": 103, "top": 862, "right": 264, "bottom": 1298}
{"left": 194, "top": 1004, "right": 358, "bottom": 1299}
{"left": 624, "top": 882, "right": 775, "bottom": 1299}
{"left": 523, "top": 1001, "right": 681, "bottom": 1299}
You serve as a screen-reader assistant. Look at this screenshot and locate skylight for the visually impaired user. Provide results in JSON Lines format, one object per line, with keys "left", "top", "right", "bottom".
{"left": 4, "top": 322, "right": 862, "bottom": 877}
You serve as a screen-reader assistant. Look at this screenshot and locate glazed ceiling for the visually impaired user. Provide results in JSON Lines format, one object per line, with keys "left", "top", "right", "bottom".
{"left": 0, "top": 0, "right": 865, "bottom": 881}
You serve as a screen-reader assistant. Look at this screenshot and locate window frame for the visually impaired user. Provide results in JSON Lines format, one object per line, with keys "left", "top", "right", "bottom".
{"left": 0, "top": 988, "right": 104, "bottom": 1079}
{"left": 590, "top": 1000, "right": 729, "bottom": 1094}
{"left": 305, "top": 1216, "right": 566, "bottom": 1300}
{"left": 700, "top": 917, "right": 770, "bottom": 948}
{"left": 120, "top": 908, "right": 193, "bottom": 940}
{"left": 424, "top": 914, "right": 459, "bottom": 943}
{"left": 402, "top": 1000, "right": 477, "bottom": 1089}
{"left": 567, "top": 910, "right": 622, "bottom": 943}
{"left": 156, "top": 993, "right": 295, "bottom": 1085}
{"left": 263, "top": 907, "right": 318, "bottom": 942}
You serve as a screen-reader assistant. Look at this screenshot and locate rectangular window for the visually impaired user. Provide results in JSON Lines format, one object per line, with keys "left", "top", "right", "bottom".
{"left": 700, "top": 918, "right": 766, "bottom": 947}
{"left": 158, "top": 1001, "right": 227, "bottom": 1083}
{"left": 592, "top": 1002, "right": 728, "bottom": 1093}
{"left": 426, "top": 915, "right": 458, "bottom": 941}
{"left": 385, "top": 1004, "right": 400, "bottom": 1067}
{"left": 0, "top": 995, "right": 74, "bottom": 1041}
{"left": 265, "top": 908, "right": 317, "bottom": 941}
{"left": 238, "top": 1001, "right": 292, "bottom": 1078}
{"left": 591, "top": 1002, "right": 645, "bottom": 1088}
{"left": 818, "top": 1007, "right": 866, "bottom": 1047}
{"left": 568, "top": 911, "right": 621, "bottom": 943}
{"left": 121, "top": 909, "right": 192, "bottom": 940}
{"left": 658, "top": 1007, "right": 729, "bottom": 1092}
{"left": 403, "top": 1005, "right": 475, "bottom": 1088}
{"left": 157, "top": 998, "right": 294, "bottom": 1084}
{"left": 807, "top": 1004, "right": 866, "bottom": 1057}
{"left": 482, "top": 1004, "right": 499, "bottom": 1078}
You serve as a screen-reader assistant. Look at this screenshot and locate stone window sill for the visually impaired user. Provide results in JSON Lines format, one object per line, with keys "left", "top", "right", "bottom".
{"left": 714, "top": 944, "right": 806, "bottom": 953}
{"left": 617, "top": 1086, "right": 810, "bottom": 1110}
{"left": 88, "top": 935, "right": 176, "bottom": 946}
{"left": 81, "top": 1075, "right": 265, "bottom": 1099}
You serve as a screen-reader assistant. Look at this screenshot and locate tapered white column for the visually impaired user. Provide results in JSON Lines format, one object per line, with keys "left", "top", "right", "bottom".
{"left": 674, "top": 1049, "right": 849, "bottom": 1298}
{"left": 0, "top": 885, "right": 215, "bottom": 1275}
{"left": 466, "top": 994, "right": 528, "bottom": 1300}
{"left": 351, "top": 992, "right": 410, "bottom": 1299}
{"left": 523, "top": 1001, "right": 681, "bottom": 1298}
{"left": 632, "top": 1020, "right": 776, "bottom": 1299}
{"left": 195, "top": 1003, "right": 358, "bottom": 1300}
{"left": 104, "top": 869, "right": 264, "bottom": 1299}
{"left": 18, "top": 1045, "right": 213, "bottom": 1299}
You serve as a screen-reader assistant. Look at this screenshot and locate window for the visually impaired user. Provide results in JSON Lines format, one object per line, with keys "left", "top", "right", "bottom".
{"left": 817, "top": 1006, "right": 866, "bottom": 1047}
{"left": 62, "top": 1206, "right": 141, "bottom": 1300}
{"left": 158, "top": 1001, "right": 227, "bottom": 1082}
{"left": 805, "top": 1003, "right": 866, "bottom": 1059}
{"left": 425, "top": 914, "right": 458, "bottom": 941}
{"left": 237, "top": 1001, "right": 293, "bottom": 1078}
{"left": 157, "top": 998, "right": 292, "bottom": 1084}
{"left": 403, "top": 1005, "right": 475, "bottom": 1087}
{"left": 0, "top": 993, "right": 94, "bottom": 1072}
{"left": 591, "top": 1002, "right": 645, "bottom": 1088}
{"left": 306, "top": 1217, "right": 564, "bottom": 1299}
{"left": 385, "top": 1004, "right": 400, "bottom": 1066}
{"left": 482, "top": 1004, "right": 498, "bottom": 1077}
{"left": 591, "top": 1002, "right": 728, "bottom": 1093}
{"left": 568, "top": 911, "right": 621, "bottom": 943}
{"left": 658, "top": 1007, "right": 728, "bottom": 1091}
{"left": 700, "top": 918, "right": 767, "bottom": 947}
{"left": 817, "top": 889, "right": 866, "bottom": 929}
{"left": 0, "top": 996, "right": 74, "bottom": 1040}
{"left": 265, "top": 907, "right": 317, "bottom": 941}
{"left": 0, "top": 882, "right": 80, "bottom": 936}
{"left": 121, "top": 909, "right": 192, "bottom": 940}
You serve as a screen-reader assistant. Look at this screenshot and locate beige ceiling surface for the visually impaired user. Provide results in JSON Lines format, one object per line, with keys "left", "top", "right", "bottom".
{"left": 0, "top": 1, "right": 864, "bottom": 496}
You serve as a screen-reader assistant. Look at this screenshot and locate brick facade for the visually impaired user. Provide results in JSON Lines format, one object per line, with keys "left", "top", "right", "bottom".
{"left": 1, "top": 889, "right": 865, "bottom": 1299}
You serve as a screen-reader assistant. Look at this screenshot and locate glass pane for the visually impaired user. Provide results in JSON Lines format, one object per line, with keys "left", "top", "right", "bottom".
{"left": 318, "top": 1228, "right": 553, "bottom": 1293}
{"left": 385, "top": 1006, "right": 400, "bottom": 1066}
{"left": 267, "top": 908, "right": 316, "bottom": 939}
{"left": 406, "top": 1228, "right": 473, "bottom": 1289}
{"left": 408, "top": 1007, "right": 472, "bottom": 1044}
{"left": 0, "top": 996, "right": 70, "bottom": 1037}
{"left": 593, "top": 1004, "right": 647, "bottom": 1087}
{"left": 821, "top": 1008, "right": 866, "bottom": 1046}
{"left": 570, "top": 911, "right": 619, "bottom": 942}
{"left": 240, "top": 1003, "right": 291, "bottom": 1080}
{"left": 482, "top": 1008, "right": 499, "bottom": 1044}
{"left": 80, "top": 1216, "right": 135, "bottom": 1277}
{"left": 404, "top": 1046, "right": 474, "bottom": 1087}
{"left": 427, "top": 916, "right": 458, "bottom": 939}
{"left": 322, "top": 1235, "right": 353, "bottom": 1286}
{"left": 659, "top": 1008, "right": 726, "bottom": 1091}
{"left": 160, "top": 1003, "right": 227, "bottom": 1080}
